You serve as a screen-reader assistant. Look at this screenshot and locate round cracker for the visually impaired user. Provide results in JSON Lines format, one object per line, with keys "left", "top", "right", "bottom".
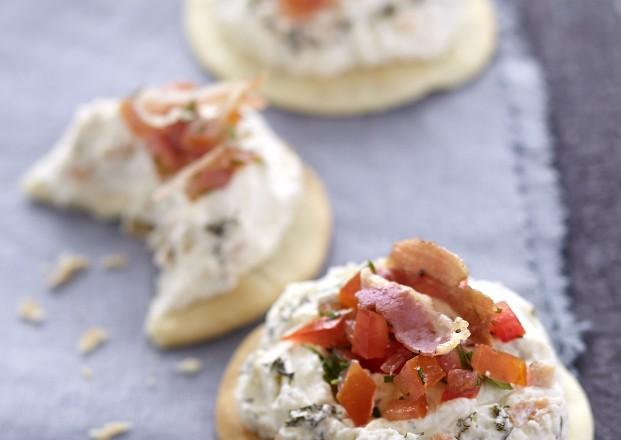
{"left": 145, "top": 168, "right": 331, "bottom": 348}
{"left": 183, "top": 0, "right": 497, "bottom": 116}
{"left": 216, "top": 326, "right": 594, "bottom": 440}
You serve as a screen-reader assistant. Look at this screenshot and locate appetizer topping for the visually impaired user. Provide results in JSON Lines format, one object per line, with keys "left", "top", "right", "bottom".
{"left": 441, "top": 369, "right": 481, "bottom": 401}
{"left": 471, "top": 344, "right": 527, "bottom": 386}
{"left": 336, "top": 361, "right": 376, "bottom": 426}
{"left": 527, "top": 361, "right": 556, "bottom": 388}
{"left": 351, "top": 309, "right": 390, "bottom": 359}
{"left": 283, "top": 315, "right": 348, "bottom": 348}
{"left": 357, "top": 271, "right": 469, "bottom": 355}
{"left": 387, "top": 240, "right": 497, "bottom": 344}
{"left": 252, "top": 239, "right": 561, "bottom": 434}
{"left": 121, "top": 80, "right": 264, "bottom": 177}
{"left": 490, "top": 301, "right": 526, "bottom": 342}
{"left": 184, "top": 145, "right": 260, "bottom": 200}
{"left": 279, "top": 0, "right": 333, "bottom": 21}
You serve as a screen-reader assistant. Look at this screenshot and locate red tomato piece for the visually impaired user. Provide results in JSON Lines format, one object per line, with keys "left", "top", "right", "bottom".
{"left": 380, "top": 344, "right": 413, "bottom": 375}
{"left": 471, "top": 344, "right": 527, "bottom": 386}
{"left": 490, "top": 301, "right": 526, "bottom": 342}
{"left": 336, "top": 361, "right": 376, "bottom": 426}
{"left": 383, "top": 396, "right": 428, "bottom": 421}
{"left": 352, "top": 309, "right": 390, "bottom": 360}
{"left": 436, "top": 350, "right": 462, "bottom": 373}
{"left": 441, "top": 369, "right": 481, "bottom": 401}
{"left": 282, "top": 316, "right": 348, "bottom": 348}
{"left": 394, "top": 356, "right": 445, "bottom": 400}
{"left": 279, "top": 0, "right": 332, "bottom": 21}
{"left": 338, "top": 271, "right": 361, "bottom": 308}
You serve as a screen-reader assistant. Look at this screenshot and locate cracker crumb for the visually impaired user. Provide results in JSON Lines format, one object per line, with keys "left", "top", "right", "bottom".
{"left": 176, "top": 358, "right": 203, "bottom": 375}
{"left": 48, "top": 254, "right": 89, "bottom": 288}
{"left": 100, "top": 254, "right": 129, "bottom": 270}
{"left": 81, "top": 366, "right": 93, "bottom": 380}
{"left": 79, "top": 328, "right": 108, "bottom": 355}
{"left": 17, "top": 297, "right": 45, "bottom": 324}
{"left": 88, "top": 421, "right": 131, "bottom": 440}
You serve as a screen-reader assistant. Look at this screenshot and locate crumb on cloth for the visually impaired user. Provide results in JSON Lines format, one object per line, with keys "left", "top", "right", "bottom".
{"left": 88, "top": 421, "right": 131, "bottom": 440}
{"left": 100, "top": 254, "right": 129, "bottom": 270}
{"left": 176, "top": 358, "right": 203, "bottom": 375}
{"left": 48, "top": 254, "right": 89, "bottom": 288}
{"left": 18, "top": 297, "right": 45, "bottom": 324}
{"left": 81, "top": 366, "right": 93, "bottom": 380}
{"left": 79, "top": 328, "right": 108, "bottom": 355}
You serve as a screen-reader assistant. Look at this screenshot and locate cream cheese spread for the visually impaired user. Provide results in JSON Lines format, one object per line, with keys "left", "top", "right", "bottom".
{"left": 22, "top": 86, "right": 304, "bottom": 313}
{"left": 214, "top": 0, "right": 467, "bottom": 77}
{"left": 147, "top": 112, "right": 303, "bottom": 314}
{"left": 236, "top": 265, "right": 568, "bottom": 439}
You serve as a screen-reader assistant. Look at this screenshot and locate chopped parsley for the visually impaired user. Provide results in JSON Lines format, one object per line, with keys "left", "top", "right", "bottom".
{"left": 372, "top": 406, "right": 381, "bottom": 418}
{"left": 319, "top": 309, "right": 340, "bottom": 320}
{"left": 484, "top": 376, "right": 513, "bottom": 390}
{"left": 306, "top": 346, "right": 349, "bottom": 386}
{"left": 457, "top": 345, "right": 473, "bottom": 369}
{"left": 367, "top": 260, "right": 377, "bottom": 274}
{"left": 416, "top": 367, "right": 426, "bottom": 384}
{"left": 270, "top": 358, "right": 294, "bottom": 382}
{"left": 285, "top": 404, "right": 335, "bottom": 429}
{"left": 383, "top": 375, "right": 394, "bottom": 383}
{"left": 456, "top": 411, "right": 477, "bottom": 439}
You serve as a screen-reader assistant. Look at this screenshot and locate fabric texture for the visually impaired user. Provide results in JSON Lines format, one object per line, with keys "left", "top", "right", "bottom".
{"left": 0, "top": 0, "right": 582, "bottom": 438}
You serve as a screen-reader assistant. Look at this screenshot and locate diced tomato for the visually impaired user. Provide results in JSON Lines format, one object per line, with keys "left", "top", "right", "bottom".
{"left": 380, "top": 343, "right": 413, "bottom": 375}
{"left": 352, "top": 309, "right": 389, "bottom": 360}
{"left": 282, "top": 316, "right": 347, "bottom": 348}
{"left": 471, "top": 344, "right": 527, "bottom": 386}
{"left": 490, "top": 301, "right": 526, "bottom": 342}
{"left": 441, "top": 369, "right": 481, "bottom": 401}
{"left": 338, "top": 271, "right": 361, "bottom": 308}
{"left": 383, "top": 396, "right": 428, "bottom": 421}
{"left": 527, "top": 361, "right": 556, "bottom": 388}
{"left": 336, "top": 361, "right": 376, "bottom": 426}
{"left": 436, "top": 350, "right": 462, "bottom": 373}
{"left": 394, "top": 356, "right": 445, "bottom": 400}
{"left": 279, "top": 0, "right": 332, "bottom": 21}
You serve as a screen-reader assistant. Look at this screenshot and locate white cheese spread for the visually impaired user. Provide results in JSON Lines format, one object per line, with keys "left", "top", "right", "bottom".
{"left": 236, "top": 265, "right": 568, "bottom": 439}
{"left": 22, "top": 100, "right": 159, "bottom": 220}
{"left": 22, "top": 92, "right": 304, "bottom": 313}
{"left": 147, "top": 112, "right": 303, "bottom": 313}
{"left": 214, "top": 0, "right": 467, "bottom": 77}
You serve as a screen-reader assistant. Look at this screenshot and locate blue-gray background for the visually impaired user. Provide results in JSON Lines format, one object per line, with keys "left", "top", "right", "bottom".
{"left": 0, "top": 1, "right": 581, "bottom": 438}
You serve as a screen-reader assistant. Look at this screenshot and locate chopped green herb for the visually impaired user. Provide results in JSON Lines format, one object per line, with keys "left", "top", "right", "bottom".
{"left": 319, "top": 310, "right": 340, "bottom": 320}
{"left": 383, "top": 375, "right": 394, "bottom": 383}
{"left": 184, "top": 100, "right": 197, "bottom": 114}
{"left": 416, "top": 367, "right": 426, "bottom": 384}
{"left": 456, "top": 411, "right": 477, "bottom": 439}
{"left": 306, "top": 346, "right": 349, "bottom": 385}
{"left": 285, "top": 404, "right": 334, "bottom": 429}
{"left": 372, "top": 406, "right": 381, "bottom": 418}
{"left": 227, "top": 126, "right": 237, "bottom": 140}
{"left": 367, "top": 260, "right": 377, "bottom": 274}
{"left": 457, "top": 345, "right": 473, "bottom": 369}
{"left": 270, "top": 358, "right": 294, "bottom": 382}
{"left": 484, "top": 376, "right": 513, "bottom": 390}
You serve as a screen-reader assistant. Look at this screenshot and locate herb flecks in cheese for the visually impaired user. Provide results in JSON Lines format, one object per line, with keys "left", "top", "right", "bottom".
{"left": 236, "top": 257, "right": 568, "bottom": 439}
{"left": 215, "top": 0, "right": 467, "bottom": 77}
